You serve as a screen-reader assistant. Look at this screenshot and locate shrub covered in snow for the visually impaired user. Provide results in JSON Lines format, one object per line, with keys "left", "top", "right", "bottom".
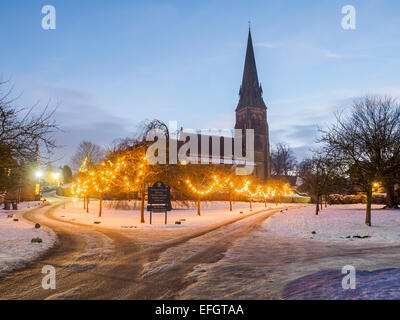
{"left": 31, "top": 237, "right": 43, "bottom": 243}
{"left": 328, "top": 194, "right": 386, "bottom": 205}
{"left": 293, "top": 195, "right": 311, "bottom": 203}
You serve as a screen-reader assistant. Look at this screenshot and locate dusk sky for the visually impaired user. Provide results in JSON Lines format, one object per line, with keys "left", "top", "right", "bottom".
{"left": 1, "top": 0, "right": 400, "bottom": 166}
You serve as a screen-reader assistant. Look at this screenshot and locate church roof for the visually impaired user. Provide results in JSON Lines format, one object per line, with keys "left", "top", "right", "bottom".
{"left": 236, "top": 28, "right": 267, "bottom": 111}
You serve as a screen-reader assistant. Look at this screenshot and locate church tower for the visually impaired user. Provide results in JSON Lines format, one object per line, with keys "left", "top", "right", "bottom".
{"left": 234, "top": 28, "right": 271, "bottom": 180}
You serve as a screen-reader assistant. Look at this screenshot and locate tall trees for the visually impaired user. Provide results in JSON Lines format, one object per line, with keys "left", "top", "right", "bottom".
{"left": 61, "top": 165, "right": 73, "bottom": 184}
{"left": 0, "top": 81, "right": 58, "bottom": 193}
{"left": 71, "top": 141, "right": 103, "bottom": 172}
{"left": 321, "top": 96, "right": 400, "bottom": 226}
{"left": 271, "top": 143, "right": 297, "bottom": 176}
{"left": 297, "top": 155, "right": 342, "bottom": 215}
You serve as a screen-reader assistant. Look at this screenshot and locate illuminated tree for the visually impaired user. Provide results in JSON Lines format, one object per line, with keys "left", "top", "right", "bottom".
{"left": 116, "top": 147, "right": 154, "bottom": 223}
{"left": 90, "top": 160, "right": 123, "bottom": 217}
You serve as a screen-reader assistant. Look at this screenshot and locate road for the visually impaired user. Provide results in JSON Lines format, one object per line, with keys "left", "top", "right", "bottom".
{"left": 0, "top": 198, "right": 295, "bottom": 299}
{"left": 1, "top": 198, "right": 399, "bottom": 300}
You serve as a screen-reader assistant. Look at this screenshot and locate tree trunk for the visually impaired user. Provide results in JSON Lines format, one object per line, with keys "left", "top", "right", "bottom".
{"left": 315, "top": 196, "right": 319, "bottom": 215}
{"left": 98, "top": 193, "right": 103, "bottom": 217}
{"left": 229, "top": 190, "right": 232, "bottom": 212}
{"left": 385, "top": 183, "right": 395, "bottom": 208}
{"left": 395, "top": 186, "right": 400, "bottom": 208}
{"left": 365, "top": 187, "right": 372, "bottom": 226}
{"left": 86, "top": 196, "right": 89, "bottom": 213}
{"left": 84, "top": 196, "right": 86, "bottom": 210}
{"left": 197, "top": 196, "right": 201, "bottom": 216}
{"left": 140, "top": 182, "right": 145, "bottom": 223}
{"left": 249, "top": 198, "right": 252, "bottom": 211}
{"left": 264, "top": 197, "right": 267, "bottom": 208}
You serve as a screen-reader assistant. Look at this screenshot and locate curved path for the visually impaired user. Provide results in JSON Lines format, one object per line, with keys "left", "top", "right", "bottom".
{"left": 3, "top": 199, "right": 396, "bottom": 300}
{"left": 0, "top": 198, "right": 294, "bottom": 299}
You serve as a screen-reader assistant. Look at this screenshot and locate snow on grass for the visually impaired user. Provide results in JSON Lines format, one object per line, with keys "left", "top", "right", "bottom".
{"left": 55, "top": 199, "right": 297, "bottom": 230}
{"left": 0, "top": 202, "right": 56, "bottom": 274}
{"left": 283, "top": 268, "right": 400, "bottom": 300}
{"left": 264, "top": 204, "right": 400, "bottom": 244}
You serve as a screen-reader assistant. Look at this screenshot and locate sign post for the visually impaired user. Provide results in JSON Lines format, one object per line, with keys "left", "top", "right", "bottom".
{"left": 147, "top": 181, "right": 171, "bottom": 224}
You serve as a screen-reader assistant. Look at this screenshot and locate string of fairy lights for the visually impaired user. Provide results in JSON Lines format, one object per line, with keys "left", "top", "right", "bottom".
{"left": 71, "top": 159, "right": 127, "bottom": 200}
{"left": 71, "top": 157, "right": 292, "bottom": 202}
{"left": 185, "top": 177, "right": 291, "bottom": 198}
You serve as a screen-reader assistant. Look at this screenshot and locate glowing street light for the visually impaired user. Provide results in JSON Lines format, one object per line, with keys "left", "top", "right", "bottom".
{"left": 53, "top": 172, "right": 61, "bottom": 186}
{"left": 35, "top": 171, "right": 43, "bottom": 200}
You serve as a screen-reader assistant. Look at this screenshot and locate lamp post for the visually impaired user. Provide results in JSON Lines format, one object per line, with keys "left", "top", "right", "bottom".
{"left": 53, "top": 172, "right": 60, "bottom": 186}
{"left": 35, "top": 171, "right": 43, "bottom": 200}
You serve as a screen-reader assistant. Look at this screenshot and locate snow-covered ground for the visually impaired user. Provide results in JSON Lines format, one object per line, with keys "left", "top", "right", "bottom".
{"left": 0, "top": 202, "right": 56, "bottom": 274}
{"left": 177, "top": 204, "right": 400, "bottom": 300}
{"left": 264, "top": 204, "right": 400, "bottom": 244}
{"left": 282, "top": 268, "right": 400, "bottom": 300}
{"left": 55, "top": 199, "right": 297, "bottom": 230}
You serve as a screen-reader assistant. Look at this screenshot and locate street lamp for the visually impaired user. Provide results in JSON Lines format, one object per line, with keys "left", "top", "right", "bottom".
{"left": 53, "top": 172, "right": 61, "bottom": 186}
{"left": 35, "top": 171, "right": 43, "bottom": 200}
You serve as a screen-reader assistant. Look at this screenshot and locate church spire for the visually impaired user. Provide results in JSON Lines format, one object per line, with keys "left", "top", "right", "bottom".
{"left": 236, "top": 27, "right": 266, "bottom": 111}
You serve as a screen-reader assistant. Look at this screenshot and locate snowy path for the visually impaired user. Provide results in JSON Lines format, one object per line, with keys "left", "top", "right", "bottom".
{"left": 2, "top": 198, "right": 399, "bottom": 300}
{"left": 0, "top": 196, "right": 297, "bottom": 299}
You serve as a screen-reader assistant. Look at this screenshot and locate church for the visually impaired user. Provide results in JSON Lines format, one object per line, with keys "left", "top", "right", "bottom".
{"left": 234, "top": 28, "right": 271, "bottom": 180}
{"left": 177, "top": 28, "right": 271, "bottom": 180}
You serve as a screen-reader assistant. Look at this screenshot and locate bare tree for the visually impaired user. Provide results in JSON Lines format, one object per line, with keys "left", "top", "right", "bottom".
{"left": 297, "top": 154, "right": 341, "bottom": 215}
{"left": 321, "top": 96, "right": 400, "bottom": 226}
{"left": 270, "top": 143, "right": 297, "bottom": 176}
{"left": 0, "top": 81, "right": 59, "bottom": 193}
{"left": 71, "top": 141, "right": 104, "bottom": 173}
{"left": 0, "top": 81, "right": 58, "bottom": 166}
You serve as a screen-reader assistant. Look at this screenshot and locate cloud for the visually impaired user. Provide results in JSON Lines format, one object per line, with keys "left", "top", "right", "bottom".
{"left": 325, "top": 51, "right": 343, "bottom": 59}
{"left": 255, "top": 42, "right": 278, "bottom": 49}
{"left": 14, "top": 81, "right": 136, "bottom": 166}
{"left": 291, "top": 145, "right": 314, "bottom": 161}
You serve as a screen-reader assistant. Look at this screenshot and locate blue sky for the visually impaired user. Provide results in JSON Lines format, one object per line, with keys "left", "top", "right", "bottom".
{"left": 1, "top": 0, "right": 400, "bottom": 165}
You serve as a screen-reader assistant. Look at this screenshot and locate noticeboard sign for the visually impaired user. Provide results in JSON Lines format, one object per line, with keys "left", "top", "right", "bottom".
{"left": 147, "top": 182, "right": 171, "bottom": 224}
{"left": 148, "top": 181, "right": 171, "bottom": 207}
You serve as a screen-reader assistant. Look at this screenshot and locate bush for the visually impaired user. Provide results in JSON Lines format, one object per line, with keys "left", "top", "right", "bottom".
{"left": 281, "top": 195, "right": 293, "bottom": 203}
{"left": 328, "top": 194, "right": 343, "bottom": 204}
{"left": 329, "top": 193, "right": 385, "bottom": 204}
{"left": 372, "top": 194, "right": 386, "bottom": 204}
{"left": 347, "top": 194, "right": 366, "bottom": 204}
{"left": 56, "top": 186, "right": 73, "bottom": 197}
{"left": 35, "top": 223, "right": 40, "bottom": 229}
{"left": 31, "top": 237, "right": 43, "bottom": 243}
{"left": 293, "top": 196, "right": 311, "bottom": 203}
